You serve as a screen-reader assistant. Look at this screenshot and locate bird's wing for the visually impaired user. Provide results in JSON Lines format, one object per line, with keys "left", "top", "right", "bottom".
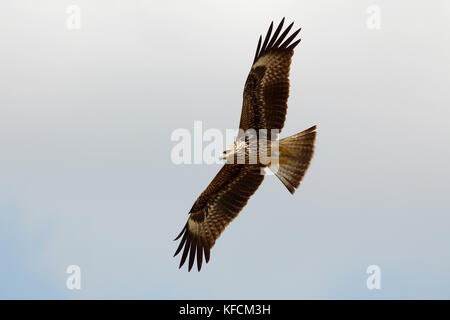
{"left": 239, "top": 18, "right": 301, "bottom": 139}
{"left": 174, "top": 164, "right": 264, "bottom": 271}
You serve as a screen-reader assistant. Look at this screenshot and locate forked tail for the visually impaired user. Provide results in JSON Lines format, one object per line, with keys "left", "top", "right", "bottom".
{"left": 269, "top": 125, "right": 317, "bottom": 194}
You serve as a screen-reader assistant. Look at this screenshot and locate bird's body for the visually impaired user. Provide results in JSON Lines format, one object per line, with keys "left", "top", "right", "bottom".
{"left": 174, "top": 18, "right": 317, "bottom": 271}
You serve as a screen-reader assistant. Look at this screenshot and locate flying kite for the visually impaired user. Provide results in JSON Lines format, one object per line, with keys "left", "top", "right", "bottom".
{"left": 174, "top": 18, "right": 317, "bottom": 271}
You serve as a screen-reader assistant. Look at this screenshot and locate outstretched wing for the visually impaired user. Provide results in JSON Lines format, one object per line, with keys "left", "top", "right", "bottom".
{"left": 174, "top": 164, "right": 264, "bottom": 271}
{"left": 239, "top": 18, "right": 301, "bottom": 139}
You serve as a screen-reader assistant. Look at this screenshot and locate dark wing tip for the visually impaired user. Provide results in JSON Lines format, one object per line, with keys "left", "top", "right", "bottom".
{"left": 188, "top": 238, "right": 196, "bottom": 271}
{"left": 173, "top": 229, "right": 187, "bottom": 257}
{"left": 279, "top": 27, "right": 301, "bottom": 49}
{"left": 204, "top": 245, "right": 210, "bottom": 263}
{"left": 253, "top": 35, "right": 262, "bottom": 63}
{"left": 253, "top": 18, "right": 302, "bottom": 63}
{"left": 174, "top": 225, "right": 186, "bottom": 241}
{"left": 260, "top": 21, "right": 274, "bottom": 56}
{"left": 174, "top": 225, "right": 210, "bottom": 272}
{"left": 196, "top": 241, "right": 203, "bottom": 271}
{"left": 286, "top": 38, "right": 302, "bottom": 51}
{"left": 266, "top": 17, "right": 285, "bottom": 52}
{"left": 272, "top": 21, "right": 294, "bottom": 48}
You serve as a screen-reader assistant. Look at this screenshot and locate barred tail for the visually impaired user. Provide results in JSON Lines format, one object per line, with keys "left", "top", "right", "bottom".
{"left": 269, "top": 125, "right": 317, "bottom": 194}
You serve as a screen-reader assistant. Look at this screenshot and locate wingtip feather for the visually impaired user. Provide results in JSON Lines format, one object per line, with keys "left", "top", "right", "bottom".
{"left": 286, "top": 38, "right": 301, "bottom": 51}
{"left": 253, "top": 18, "right": 302, "bottom": 63}
{"left": 188, "top": 238, "right": 196, "bottom": 271}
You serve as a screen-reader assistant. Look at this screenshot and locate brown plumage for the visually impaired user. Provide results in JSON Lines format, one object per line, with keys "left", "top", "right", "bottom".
{"left": 239, "top": 18, "right": 299, "bottom": 137}
{"left": 174, "top": 18, "right": 317, "bottom": 271}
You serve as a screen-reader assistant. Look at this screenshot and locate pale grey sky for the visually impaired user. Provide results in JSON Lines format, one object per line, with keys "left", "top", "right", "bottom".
{"left": 1, "top": 0, "right": 450, "bottom": 299}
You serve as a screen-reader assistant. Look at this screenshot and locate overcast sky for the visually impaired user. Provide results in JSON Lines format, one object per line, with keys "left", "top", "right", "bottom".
{"left": 1, "top": 0, "right": 450, "bottom": 299}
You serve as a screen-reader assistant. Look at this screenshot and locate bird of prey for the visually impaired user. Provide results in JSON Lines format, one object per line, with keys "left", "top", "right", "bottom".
{"left": 174, "top": 18, "right": 317, "bottom": 271}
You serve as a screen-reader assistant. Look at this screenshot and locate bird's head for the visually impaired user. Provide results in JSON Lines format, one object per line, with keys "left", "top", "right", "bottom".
{"left": 220, "top": 145, "right": 235, "bottom": 162}
{"left": 220, "top": 140, "right": 246, "bottom": 163}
